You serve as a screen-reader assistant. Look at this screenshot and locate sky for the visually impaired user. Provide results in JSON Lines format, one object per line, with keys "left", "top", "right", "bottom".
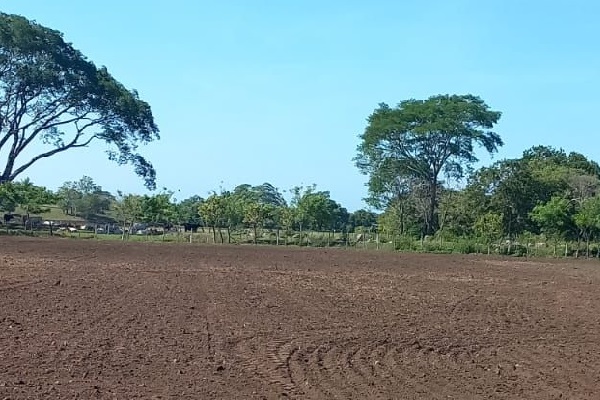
{"left": 2, "top": 0, "right": 600, "bottom": 211}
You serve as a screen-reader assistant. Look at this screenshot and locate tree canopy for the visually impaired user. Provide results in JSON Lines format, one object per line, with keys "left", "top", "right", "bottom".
{"left": 0, "top": 13, "right": 159, "bottom": 188}
{"left": 355, "top": 94, "right": 503, "bottom": 235}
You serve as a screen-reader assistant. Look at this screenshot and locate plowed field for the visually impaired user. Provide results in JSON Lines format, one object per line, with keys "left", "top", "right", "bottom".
{"left": 1, "top": 237, "right": 599, "bottom": 399}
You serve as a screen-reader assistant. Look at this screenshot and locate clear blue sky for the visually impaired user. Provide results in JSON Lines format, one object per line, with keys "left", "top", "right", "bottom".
{"left": 3, "top": 0, "right": 599, "bottom": 211}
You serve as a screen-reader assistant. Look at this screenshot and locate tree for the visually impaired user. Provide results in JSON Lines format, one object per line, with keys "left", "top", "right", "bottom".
{"left": 57, "top": 176, "right": 112, "bottom": 220}
{"left": 349, "top": 209, "right": 378, "bottom": 231}
{"left": 113, "top": 192, "right": 143, "bottom": 240}
{"left": 377, "top": 203, "right": 405, "bottom": 237}
{"left": 56, "top": 182, "right": 80, "bottom": 216}
{"left": 0, "top": 182, "right": 19, "bottom": 213}
{"left": 0, "top": 179, "right": 53, "bottom": 228}
{"left": 279, "top": 206, "right": 296, "bottom": 245}
{"left": 355, "top": 94, "right": 503, "bottom": 235}
{"left": 14, "top": 179, "right": 54, "bottom": 224}
{"left": 199, "top": 193, "right": 226, "bottom": 243}
{"left": 530, "top": 196, "right": 574, "bottom": 256}
{"left": 232, "top": 183, "right": 286, "bottom": 207}
{"left": 573, "top": 196, "right": 600, "bottom": 257}
{"left": 467, "top": 159, "right": 540, "bottom": 237}
{"left": 292, "top": 185, "right": 339, "bottom": 231}
{"left": 176, "top": 196, "right": 204, "bottom": 231}
{"left": 0, "top": 13, "right": 159, "bottom": 189}
{"left": 243, "top": 201, "right": 267, "bottom": 244}
{"left": 141, "top": 191, "right": 175, "bottom": 233}
{"left": 474, "top": 212, "right": 503, "bottom": 254}
{"left": 221, "top": 191, "right": 244, "bottom": 243}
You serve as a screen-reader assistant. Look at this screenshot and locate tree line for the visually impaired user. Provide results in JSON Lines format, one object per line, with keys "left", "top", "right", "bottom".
{"left": 0, "top": 178, "right": 378, "bottom": 242}
{"left": 2, "top": 141, "right": 600, "bottom": 256}
{"left": 3, "top": 13, "right": 600, "bottom": 255}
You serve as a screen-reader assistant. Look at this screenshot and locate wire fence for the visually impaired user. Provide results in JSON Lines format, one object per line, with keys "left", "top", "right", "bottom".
{"left": 2, "top": 224, "right": 600, "bottom": 259}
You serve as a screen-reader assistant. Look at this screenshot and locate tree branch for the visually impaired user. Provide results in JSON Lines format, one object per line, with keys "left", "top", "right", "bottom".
{"left": 15, "top": 113, "right": 90, "bottom": 156}
{"left": 17, "top": 95, "right": 70, "bottom": 132}
{"left": 9, "top": 133, "right": 97, "bottom": 181}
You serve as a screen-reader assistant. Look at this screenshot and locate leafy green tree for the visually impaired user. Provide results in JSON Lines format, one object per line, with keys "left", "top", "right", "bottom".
{"left": 0, "top": 182, "right": 19, "bottom": 213}
{"left": 437, "top": 188, "right": 477, "bottom": 238}
{"left": 330, "top": 201, "right": 350, "bottom": 231}
{"left": 57, "top": 176, "right": 112, "bottom": 220}
{"left": 232, "top": 183, "right": 286, "bottom": 207}
{"left": 0, "top": 179, "right": 53, "bottom": 228}
{"left": 573, "top": 196, "right": 600, "bottom": 257}
{"left": 474, "top": 212, "right": 504, "bottom": 254}
{"left": 377, "top": 203, "right": 404, "bottom": 236}
{"left": 349, "top": 209, "right": 378, "bottom": 231}
{"left": 243, "top": 202, "right": 267, "bottom": 244}
{"left": 278, "top": 206, "right": 296, "bottom": 245}
{"left": 199, "top": 193, "right": 227, "bottom": 243}
{"left": 530, "top": 196, "right": 574, "bottom": 256}
{"left": 113, "top": 192, "right": 143, "bottom": 240}
{"left": 14, "top": 179, "right": 54, "bottom": 222}
{"left": 292, "top": 185, "right": 340, "bottom": 231}
{"left": 0, "top": 13, "right": 159, "bottom": 188}
{"left": 523, "top": 145, "right": 600, "bottom": 178}
{"left": 221, "top": 191, "right": 245, "bottom": 243}
{"left": 141, "top": 191, "right": 175, "bottom": 231}
{"left": 464, "top": 147, "right": 598, "bottom": 238}
{"left": 254, "top": 183, "right": 287, "bottom": 207}
{"left": 355, "top": 94, "right": 503, "bottom": 235}
{"left": 176, "top": 196, "right": 204, "bottom": 231}
{"left": 56, "top": 183, "right": 80, "bottom": 216}
{"left": 467, "top": 159, "right": 540, "bottom": 236}
{"left": 231, "top": 183, "right": 286, "bottom": 239}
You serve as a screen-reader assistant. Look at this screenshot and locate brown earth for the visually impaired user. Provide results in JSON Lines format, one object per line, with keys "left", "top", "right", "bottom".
{"left": 1, "top": 236, "right": 600, "bottom": 399}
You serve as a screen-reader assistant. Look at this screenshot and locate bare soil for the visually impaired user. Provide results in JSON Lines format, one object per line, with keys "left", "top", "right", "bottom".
{"left": 1, "top": 236, "right": 600, "bottom": 399}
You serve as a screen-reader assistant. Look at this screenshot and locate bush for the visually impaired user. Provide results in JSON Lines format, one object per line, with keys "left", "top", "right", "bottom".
{"left": 453, "top": 239, "right": 478, "bottom": 254}
{"left": 394, "top": 235, "right": 419, "bottom": 251}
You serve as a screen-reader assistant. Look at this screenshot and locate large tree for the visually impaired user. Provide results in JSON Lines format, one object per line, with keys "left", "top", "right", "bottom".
{"left": 355, "top": 94, "right": 503, "bottom": 235}
{"left": 0, "top": 13, "right": 159, "bottom": 188}
{"left": 57, "top": 176, "right": 112, "bottom": 219}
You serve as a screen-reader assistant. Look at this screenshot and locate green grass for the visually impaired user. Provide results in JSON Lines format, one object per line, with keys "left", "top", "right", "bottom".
{"left": 14, "top": 204, "right": 117, "bottom": 224}
{"left": 14, "top": 205, "right": 84, "bottom": 222}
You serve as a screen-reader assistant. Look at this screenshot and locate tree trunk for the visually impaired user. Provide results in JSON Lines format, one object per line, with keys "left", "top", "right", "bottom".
{"left": 399, "top": 202, "right": 405, "bottom": 235}
{"left": 226, "top": 226, "right": 231, "bottom": 243}
{"left": 299, "top": 223, "right": 303, "bottom": 246}
{"left": 212, "top": 226, "right": 217, "bottom": 243}
{"left": 218, "top": 227, "right": 224, "bottom": 244}
{"left": 1, "top": 161, "right": 15, "bottom": 185}
{"left": 586, "top": 236, "right": 590, "bottom": 258}
{"left": 426, "top": 180, "right": 438, "bottom": 236}
{"left": 253, "top": 225, "right": 257, "bottom": 245}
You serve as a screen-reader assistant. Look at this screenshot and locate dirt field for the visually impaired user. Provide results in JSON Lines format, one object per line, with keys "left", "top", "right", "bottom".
{"left": 1, "top": 237, "right": 600, "bottom": 399}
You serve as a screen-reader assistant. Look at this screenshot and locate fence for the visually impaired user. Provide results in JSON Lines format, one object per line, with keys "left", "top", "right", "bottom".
{"left": 2, "top": 225, "right": 599, "bottom": 259}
